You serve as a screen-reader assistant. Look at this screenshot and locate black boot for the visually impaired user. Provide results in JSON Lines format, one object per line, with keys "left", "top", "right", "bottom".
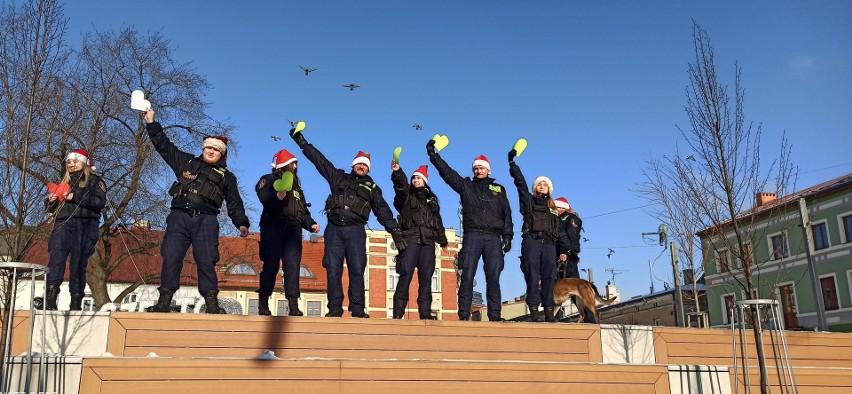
{"left": 287, "top": 296, "right": 303, "bottom": 316}
{"left": 544, "top": 307, "right": 555, "bottom": 322}
{"left": 257, "top": 294, "right": 271, "bottom": 316}
{"left": 530, "top": 307, "right": 543, "bottom": 322}
{"left": 146, "top": 288, "right": 175, "bottom": 313}
{"left": 203, "top": 290, "right": 226, "bottom": 314}
{"left": 69, "top": 294, "right": 84, "bottom": 311}
{"left": 45, "top": 285, "right": 60, "bottom": 311}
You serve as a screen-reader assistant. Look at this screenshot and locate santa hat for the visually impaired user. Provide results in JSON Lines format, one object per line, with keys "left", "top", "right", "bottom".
{"left": 202, "top": 136, "right": 229, "bottom": 154}
{"left": 472, "top": 155, "right": 490, "bottom": 173}
{"left": 533, "top": 176, "right": 553, "bottom": 194}
{"left": 351, "top": 151, "right": 371, "bottom": 170}
{"left": 555, "top": 197, "right": 571, "bottom": 210}
{"left": 271, "top": 149, "right": 297, "bottom": 169}
{"left": 66, "top": 149, "right": 89, "bottom": 164}
{"left": 412, "top": 165, "right": 429, "bottom": 183}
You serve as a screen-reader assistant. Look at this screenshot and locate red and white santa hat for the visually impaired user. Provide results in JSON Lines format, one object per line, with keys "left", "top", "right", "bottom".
{"left": 533, "top": 176, "right": 553, "bottom": 194}
{"left": 351, "top": 151, "right": 371, "bottom": 170}
{"left": 472, "top": 155, "right": 490, "bottom": 173}
{"left": 554, "top": 197, "right": 571, "bottom": 210}
{"left": 412, "top": 165, "right": 429, "bottom": 183}
{"left": 271, "top": 149, "right": 297, "bottom": 169}
{"left": 202, "top": 135, "right": 229, "bottom": 154}
{"left": 66, "top": 149, "right": 89, "bottom": 164}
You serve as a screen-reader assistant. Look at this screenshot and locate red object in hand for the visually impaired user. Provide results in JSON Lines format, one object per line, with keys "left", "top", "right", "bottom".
{"left": 47, "top": 182, "right": 71, "bottom": 201}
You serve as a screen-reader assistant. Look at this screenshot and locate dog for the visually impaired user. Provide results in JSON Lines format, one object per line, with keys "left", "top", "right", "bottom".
{"left": 552, "top": 278, "right": 618, "bottom": 323}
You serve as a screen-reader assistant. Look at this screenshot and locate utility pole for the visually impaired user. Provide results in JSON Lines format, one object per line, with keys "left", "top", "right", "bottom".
{"left": 671, "top": 242, "right": 685, "bottom": 327}
{"left": 799, "top": 198, "right": 827, "bottom": 331}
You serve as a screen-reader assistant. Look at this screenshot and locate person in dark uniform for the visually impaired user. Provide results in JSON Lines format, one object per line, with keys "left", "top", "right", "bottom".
{"left": 390, "top": 163, "right": 448, "bottom": 320}
{"left": 39, "top": 149, "right": 106, "bottom": 311}
{"left": 255, "top": 149, "right": 320, "bottom": 316}
{"left": 143, "top": 109, "right": 250, "bottom": 314}
{"left": 427, "top": 140, "right": 512, "bottom": 322}
{"left": 555, "top": 196, "right": 595, "bottom": 323}
{"left": 290, "top": 122, "right": 406, "bottom": 318}
{"left": 508, "top": 149, "right": 568, "bottom": 322}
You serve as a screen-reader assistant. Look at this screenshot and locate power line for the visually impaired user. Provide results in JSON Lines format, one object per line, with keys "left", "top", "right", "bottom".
{"left": 584, "top": 203, "right": 654, "bottom": 219}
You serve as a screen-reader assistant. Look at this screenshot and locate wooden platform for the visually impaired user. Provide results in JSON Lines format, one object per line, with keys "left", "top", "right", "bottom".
{"left": 10, "top": 311, "right": 852, "bottom": 393}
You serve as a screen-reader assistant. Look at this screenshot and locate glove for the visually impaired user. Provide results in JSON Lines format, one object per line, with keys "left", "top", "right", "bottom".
{"left": 508, "top": 149, "right": 517, "bottom": 162}
{"left": 501, "top": 236, "right": 512, "bottom": 253}
{"left": 290, "top": 127, "right": 308, "bottom": 148}
{"left": 391, "top": 229, "right": 407, "bottom": 253}
{"left": 426, "top": 139, "right": 436, "bottom": 156}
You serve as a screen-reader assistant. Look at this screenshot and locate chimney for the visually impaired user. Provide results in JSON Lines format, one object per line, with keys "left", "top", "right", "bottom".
{"left": 756, "top": 192, "right": 777, "bottom": 207}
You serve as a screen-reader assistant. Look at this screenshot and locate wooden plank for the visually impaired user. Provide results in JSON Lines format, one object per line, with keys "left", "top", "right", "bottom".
{"left": 118, "top": 347, "right": 593, "bottom": 362}
{"left": 105, "top": 316, "right": 129, "bottom": 357}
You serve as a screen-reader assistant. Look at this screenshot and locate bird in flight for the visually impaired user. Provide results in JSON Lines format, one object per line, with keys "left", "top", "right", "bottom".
{"left": 607, "top": 248, "right": 615, "bottom": 259}
{"left": 686, "top": 155, "right": 696, "bottom": 161}
{"left": 413, "top": 124, "right": 422, "bottom": 131}
{"left": 343, "top": 83, "right": 361, "bottom": 91}
{"left": 299, "top": 66, "right": 317, "bottom": 76}
{"left": 582, "top": 237, "right": 589, "bottom": 242}
{"left": 271, "top": 135, "right": 281, "bottom": 141}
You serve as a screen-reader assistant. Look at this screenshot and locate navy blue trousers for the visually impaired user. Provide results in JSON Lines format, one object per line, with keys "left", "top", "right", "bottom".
{"left": 392, "top": 242, "right": 436, "bottom": 317}
{"left": 47, "top": 218, "right": 99, "bottom": 294}
{"left": 323, "top": 223, "right": 367, "bottom": 315}
{"left": 457, "top": 232, "right": 504, "bottom": 320}
{"left": 520, "top": 236, "right": 557, "bottom": 308}
{"left": 257, "top": 221, "right": 303, "bottom": 298}
{"left": 160, "top": 210, "right": 220, "bottom": 294}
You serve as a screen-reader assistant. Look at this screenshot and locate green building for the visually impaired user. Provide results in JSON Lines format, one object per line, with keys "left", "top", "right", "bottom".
{"left": 699, "top": 174, "right": 852, "bottom": 331}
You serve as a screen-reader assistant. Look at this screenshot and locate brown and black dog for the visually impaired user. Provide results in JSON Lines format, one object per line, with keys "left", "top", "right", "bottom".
{"left": 552, "top": 278, "right": 618, "bottom": 323}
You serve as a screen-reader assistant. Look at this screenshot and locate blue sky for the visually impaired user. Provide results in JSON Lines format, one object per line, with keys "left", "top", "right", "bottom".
{"left": 63, "top": 1, "right": 852, "bottom": 301}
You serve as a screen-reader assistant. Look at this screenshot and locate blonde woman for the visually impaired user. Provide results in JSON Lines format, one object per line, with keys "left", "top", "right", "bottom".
{"left": 41, "top": 149, "right": 106, "bottom": 310}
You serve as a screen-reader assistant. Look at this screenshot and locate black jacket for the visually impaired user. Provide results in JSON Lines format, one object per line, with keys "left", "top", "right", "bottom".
{"left": 558, "top": 211, "right": 583, "bottom": 254}
{"left": 46, "top": 171, "right": 106, "bottom": 221}
{"left": 298, "top": 142, "right": 399, "bottom": 232}
{"left": 508, "top": 162, "right": 568, "bottom": 246}
{"left": 146, "top": 122, "right": 250, "bottom": 229}
{"left": 391, "top": 168, "right": 448, "bottom": 246}
{"left": 256, "top": 172, "right": 317, "bottom": 230}
{"left": 429, "top": 151, "right": 512, "bottom": 239}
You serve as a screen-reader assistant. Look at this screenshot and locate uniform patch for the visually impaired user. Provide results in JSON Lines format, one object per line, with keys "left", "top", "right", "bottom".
{"left": 257, "top": 178, "right": 266, "bottom": 189}
{"left": 293, "top": 190, "right": 301, "bottom": 200}
{"left": 98, "top": 181, "right": 106, "bottom": 192}
{"left": 488, "top": 184, "right": 502, "bottom": 195}
{"left": 571, "top": 219, "right": 579, "bottom": 228}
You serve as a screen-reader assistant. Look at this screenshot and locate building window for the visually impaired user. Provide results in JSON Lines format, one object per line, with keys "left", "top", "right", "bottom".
{"left": 843, "top": 215, "right": 852, "bottom": 243}
{"left": 299, "top": 265, "right": 315, "bottom": 279}
{"left": 738, "top": 243, "right": 753, "bottom": 269}
{"left": 228, "top": 263, "right": 257, "bottom": 276}
{"left": 122, "top": 293, "right": 138, "bottom": 304}
{"left": 717, "top": 249, "right": 731, "bottom": 273}
{"left": 812, "top": 222, "right": 830, "bottom": 250}
{"left": 277, "top": 299, "right": 287, "bottom": 316}
{"left": 389, "top": 267, "right": 400, "bottom": 291}
{"left": 770, "top": 233, "right": 789, "bottom": 260}
{"left": 721, "top": 294, "right": 736, "bottom": 325}
{"left": 820, "top": 276, "right": 839, "bottom": 311}
{"left": 248, "top": 298, "right": 259, "bottom": 315}
{"left": 652, "top": 318, "right": 661, "bottom": 326}
{"left": 82, "top": 297, "right": 96, "bottom": 312}
{"left": 306, "top": 300, "right": 322, "bottom": 317}
{"left": 431, "top": 269, "right": 439, "bottom": 292}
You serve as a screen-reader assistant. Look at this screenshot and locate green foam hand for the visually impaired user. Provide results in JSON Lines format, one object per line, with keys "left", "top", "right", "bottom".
{"left": 392, "top": 146, "right": 402, "bottom": 164}
{"left": 513, "top": 138, "right": 528, "bottom": 157}
{"left": 273, "top": 171, "right": 294, "bottom": 192}
{"left": 431, "top": 134, "right": 450, "bottom": 152}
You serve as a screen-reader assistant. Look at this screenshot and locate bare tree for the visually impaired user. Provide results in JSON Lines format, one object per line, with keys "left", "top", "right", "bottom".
{"left": 69, "top": 27, "right": 235, "bottom": 307}
{"left": 638, "top": 153, "right": 706, "bottom": 319}
{"left": 672, "top": 21, "right": 795, "bottom": 393}
{"left": 0, "top": 0, "right": 69, "bottom": 368}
